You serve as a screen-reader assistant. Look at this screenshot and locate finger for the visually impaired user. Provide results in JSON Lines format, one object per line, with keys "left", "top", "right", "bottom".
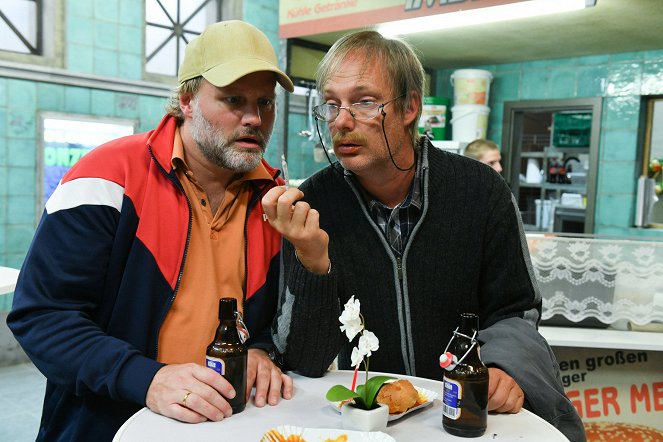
{"left": 289, "top": 201, "right": 313, "bottom": 232}
{"left": 179, "top": 390, "right": 231, "bottom": 421}
{"left": 303, "top": 208, "right": 321, "bottom": 231}
{"left": 275, "top": 189, "right": 304, "bottom": 220}
{"left": 262, "top": 186, "right": 288, "bottom": 220}
{"left": 266, "top": 368, "right": 284, "bottom": 406}
{"left": 281, "top": 373, "right": 294, "bottom": 400}
{"left": 191, "top": 368, "right": 235, "bottom": 418}
{"left": 253, "top": 361, "right": 272, "bottom": 408}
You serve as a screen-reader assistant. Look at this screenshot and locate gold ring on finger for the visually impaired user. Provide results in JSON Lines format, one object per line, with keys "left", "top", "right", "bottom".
{"left": 182, "top": 391, "right": 192, "bottom": 408}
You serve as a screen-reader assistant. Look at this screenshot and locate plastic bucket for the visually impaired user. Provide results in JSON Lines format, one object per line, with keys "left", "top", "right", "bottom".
{"left": 450, "top": 69, "right": 493, "bottom": 106}
{"left": 418, "top": 96, "right": 449, "bottom": 140}
{"left": 451, "top": 105, "right": 490, "bottom": 142}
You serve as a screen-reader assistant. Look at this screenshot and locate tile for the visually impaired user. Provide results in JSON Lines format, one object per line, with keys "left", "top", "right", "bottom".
{"left": 5, "top": 224, "right": 36, "bottom": 252}
{"left": 95, "top": 0, "right": 119, "bottom": 23}
{"left": 7, "top": 80, "right": 36, "bottom": 110}
{"left": 64, "top": 87, "right": 91, "bottom": 114}
{"left": 606, "top": 62, "right": 642, "bottom": 97}
{"left": 600, "top": 129, "right": 638, "bottom": 162}
{"left": 66, "top": 14, "right": 94, "bottom": 45}
{"left": 8, "top": 138, "right": 37, "bottom": 168}
{"left": 95, "top": 21, "right": 119, "bottom": 51}
{"left": 91, "top": 89, "right": 116, "bottom": 116}
{"left": 9, "top": 167, "right": 36, "bottom": 195}
{"left": 0, "top": 78, "right": 6, "bottom": 104}
{"left": 37, "top": 83, "right": 65, "bottom": 111}
{"left": 549, "top": 69, "right": 577, "bottom": 99}
{"left": 0, "top": 109, "right": 6, "bottom": 143}
{"left": 597, "top": 161, "right": 638, "bottom": 195}
{"left": 67, "top": 43, "right": 94, "bottom": 73}
{"left": 578, "top": 54, "right": 611, "bottom": 66}
{"left": 603, "top": 96, "right": 640, "bottom": 131}
{"left": 115, "top": 94, "right": 140, "bottom": 118}
{"left": 67, "top": 0, "right": 93, "bottom": 18}
{"left": 521, "top": 70, "right": 549, "bottom": 100}
{"left": 118, "top": 25, "right": 143, "bottom": 55}
{"left": 94, "top": 48, "right": 119, "bottom": 77}
{"left": 7, "top": 111, "right": 36, "bottom": 139}
{"left": 641, "top": 61, "right": 663, "bottom": 95}
{"left": 492, "top": 72, "right": 520, "bottom": 102}
{"left": 609, "top": 51, "right": 644, "bottom": 62}
{"left": 118, "top": 53, "right": 142, "bottom": 80}
{"left": 119, "top": 0, "right": 144, "bottom": 26}
{"left": 596, "top": 194, "right": 635, "bottom": 227}
{"left": 577, "top": 65, "right": 608, "bottom": 97}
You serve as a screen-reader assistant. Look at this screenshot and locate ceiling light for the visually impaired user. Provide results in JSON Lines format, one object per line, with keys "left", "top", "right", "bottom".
{"left": 378, "top": 0, "right": 595, "bottom": 37}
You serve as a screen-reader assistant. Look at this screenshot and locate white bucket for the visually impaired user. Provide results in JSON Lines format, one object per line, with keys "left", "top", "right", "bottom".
{"left": 450, "top": 69, "right": 493, "bottom": 106}
{"left": 450, "top": 105, "right": 490, "bottom": 142}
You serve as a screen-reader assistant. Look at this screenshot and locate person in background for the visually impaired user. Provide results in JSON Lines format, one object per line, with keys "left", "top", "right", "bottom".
{"left": 464, "top": 138, "right": 503, "bottom": 173}
{"left": 8, "top": 20, "right": 294, "bottom": 441}
{"left": 261, "top": 31, "right": 585, "bottom": 442}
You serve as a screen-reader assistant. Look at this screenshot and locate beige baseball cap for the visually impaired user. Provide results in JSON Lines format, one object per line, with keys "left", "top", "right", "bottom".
{"left": 178, "top": 20, "right": 294, "bottom": 92}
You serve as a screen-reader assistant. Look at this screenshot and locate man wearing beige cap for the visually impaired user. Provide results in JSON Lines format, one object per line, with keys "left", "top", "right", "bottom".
{"left": 8, "top": 20, "right": 296, "bottom": 441}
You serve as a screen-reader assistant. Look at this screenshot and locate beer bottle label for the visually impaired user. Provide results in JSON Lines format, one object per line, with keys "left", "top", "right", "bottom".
{"left": 443, "top": 378, "right": 462, "bottom": 420}
{"left": 205, "top": 356, "right": 226, "bottom": 376}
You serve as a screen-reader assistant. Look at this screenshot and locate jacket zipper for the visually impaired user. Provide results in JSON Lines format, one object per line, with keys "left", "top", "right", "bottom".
{"left": 148, "top": 147, "right": 192, "bottom": 359}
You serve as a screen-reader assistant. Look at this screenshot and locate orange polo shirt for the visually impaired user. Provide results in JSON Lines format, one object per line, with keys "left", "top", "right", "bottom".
{"left": 157, "top": 129, "right": 272, "bottom": 365}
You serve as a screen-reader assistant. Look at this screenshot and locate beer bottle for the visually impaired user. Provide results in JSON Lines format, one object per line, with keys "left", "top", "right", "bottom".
{"left": 205, "top": 297, "right": 247, "bottom": 414}
{"left": 441, "top": 313, "right": 488, "bottom": 437}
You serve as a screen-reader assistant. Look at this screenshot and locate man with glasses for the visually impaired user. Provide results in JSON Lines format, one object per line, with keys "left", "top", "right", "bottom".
{"left": 262, "top": 30, "right": 584, "bottom": 441}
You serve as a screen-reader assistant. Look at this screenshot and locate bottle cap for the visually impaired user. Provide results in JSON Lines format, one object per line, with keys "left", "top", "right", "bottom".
{"left": 439, "top": 352, "right": 458, "bottom": 371}
{"left": 219, "top": 297, "right": 237, "bottom": 320}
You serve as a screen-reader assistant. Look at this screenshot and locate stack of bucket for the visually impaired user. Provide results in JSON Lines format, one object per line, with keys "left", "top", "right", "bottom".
{"left": 450, "top": 69, "right": 493, "bottom": 142}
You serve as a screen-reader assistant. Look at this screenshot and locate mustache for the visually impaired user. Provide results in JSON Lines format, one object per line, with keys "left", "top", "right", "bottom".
{"left": 332, "top": 131, "right": 368, "bottom": 148}
{"left": 233, "top": 129, "right": 266, "bottom": 148}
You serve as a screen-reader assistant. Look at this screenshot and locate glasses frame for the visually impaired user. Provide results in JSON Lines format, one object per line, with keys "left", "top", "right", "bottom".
{"left": 313, "top": 94, "right": 406, "bottom": 123}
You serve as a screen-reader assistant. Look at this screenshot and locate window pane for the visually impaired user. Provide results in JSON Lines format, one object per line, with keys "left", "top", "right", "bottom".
{"left": 145, "top": 0, "right": 219, "bottom": 77}
{"left": 146, "top": 0, "right": 174, "bottom": 26}
{"left": 0, "top": 0, "right": 38, "bottom": 54}
{"left": 146, "top": 36, "right": 177, "bottom": 76}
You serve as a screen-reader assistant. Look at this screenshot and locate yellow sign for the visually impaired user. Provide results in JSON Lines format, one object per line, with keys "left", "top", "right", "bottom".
{"left": 279, "top": 0, "right": 525, "bottom": 38}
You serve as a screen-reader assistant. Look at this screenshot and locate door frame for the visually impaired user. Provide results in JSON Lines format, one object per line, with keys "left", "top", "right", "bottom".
{"left": 502, "top": 97, "right": 603, "bottom": 234}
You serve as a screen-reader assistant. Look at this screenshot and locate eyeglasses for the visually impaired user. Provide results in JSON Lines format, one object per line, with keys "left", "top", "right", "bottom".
{"left": 313, "top": 95, "right": 405, "bottom": 123}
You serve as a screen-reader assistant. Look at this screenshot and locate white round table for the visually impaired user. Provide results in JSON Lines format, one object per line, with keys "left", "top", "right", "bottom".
{"left": 114, "top": 371, "right": 569, "bottom": 441}
{"left": 0, "top": 266, "right": 20, "bottom": 295}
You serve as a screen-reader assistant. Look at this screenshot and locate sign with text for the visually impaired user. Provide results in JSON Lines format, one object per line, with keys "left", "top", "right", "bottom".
{"left": 279, "top": 0, "right": 525, "bottom": 38}
{"left": 553, "top": 347, "right": 663, "bottom": 433}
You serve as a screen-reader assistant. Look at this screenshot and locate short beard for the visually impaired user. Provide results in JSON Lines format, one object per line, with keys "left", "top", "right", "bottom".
{"left": 190, "top": 99, "right": 266, "bottom": 173}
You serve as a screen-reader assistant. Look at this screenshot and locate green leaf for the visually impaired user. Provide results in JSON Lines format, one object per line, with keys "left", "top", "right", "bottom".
{"left": 326, "top": 384, "right": 359, "bottom": 402}
{"left": 362, "top": 376, "right": 396, "bottom": 409}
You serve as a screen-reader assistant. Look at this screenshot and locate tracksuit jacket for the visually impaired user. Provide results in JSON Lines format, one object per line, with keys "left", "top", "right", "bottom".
{"left": 7, "top": 115, "right": 283, "bottom": 441}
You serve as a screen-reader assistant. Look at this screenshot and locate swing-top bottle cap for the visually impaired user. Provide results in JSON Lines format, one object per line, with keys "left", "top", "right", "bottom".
{"left": 219, "top": 297, "right": 237, "bottom": 320}
{"left": 439, "top": 352, "right": 457, "bottom": 370}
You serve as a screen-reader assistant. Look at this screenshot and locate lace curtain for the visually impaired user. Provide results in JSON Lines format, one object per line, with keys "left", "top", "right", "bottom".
{"left": 527, "top": 235, "right": 663, "bottom": 326}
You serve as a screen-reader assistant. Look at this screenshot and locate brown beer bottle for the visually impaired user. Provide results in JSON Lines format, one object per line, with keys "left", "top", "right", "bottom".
{"left": 442, "top": 313, "right": 488, "bottom": 437}
{"left": 205, "top": 297, "right": 247, "bottom": 414}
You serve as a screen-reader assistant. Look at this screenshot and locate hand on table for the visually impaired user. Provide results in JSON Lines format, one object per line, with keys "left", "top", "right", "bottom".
{"left": 146, "top": 363, "right": 235, "bottom": 423}
{"left": 247, "top": 348, "right": 293, "bottom": 407}
{"left": 262, "top": 186, "right": 330, "bottom": 274}
{"left": 487, "top": 367, "right": 525, "bottom": 413}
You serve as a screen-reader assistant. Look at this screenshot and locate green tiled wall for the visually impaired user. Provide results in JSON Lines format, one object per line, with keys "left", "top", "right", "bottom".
{"left": 435, "top": 50, "right": 663, "bottom": 238}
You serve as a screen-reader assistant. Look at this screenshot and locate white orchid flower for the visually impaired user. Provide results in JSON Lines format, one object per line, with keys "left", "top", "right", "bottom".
{"left": 357, "top": 330, "right": 379, "bottom": 357}
{"left": 340, "top": 296, "right": 361, "bottom": 323}
{"left": 339, "top": 296, "right": 363, "bottom": 341}
{"left": 340, "top": 317, "right": 363, "bottom": 341}
{"left": 350, "top": 346, "right": 363, "bottom": 368}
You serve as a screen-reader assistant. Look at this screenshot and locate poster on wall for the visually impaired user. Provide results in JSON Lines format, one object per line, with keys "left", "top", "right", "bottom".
{"left": 553, "top": 346, "right": 663, "bottom": 441}
{"left": 39, "top": 114, "right": 135, "bottom": 208}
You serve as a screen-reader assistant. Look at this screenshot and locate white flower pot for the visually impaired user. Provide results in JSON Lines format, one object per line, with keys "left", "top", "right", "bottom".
{"left": 341, "top": 402, "right": 389, "bottom": 432}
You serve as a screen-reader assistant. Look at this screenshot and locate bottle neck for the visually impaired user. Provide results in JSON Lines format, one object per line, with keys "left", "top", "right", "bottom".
{"left": 215, "top": 320, "right": 242, "bottom": 344}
